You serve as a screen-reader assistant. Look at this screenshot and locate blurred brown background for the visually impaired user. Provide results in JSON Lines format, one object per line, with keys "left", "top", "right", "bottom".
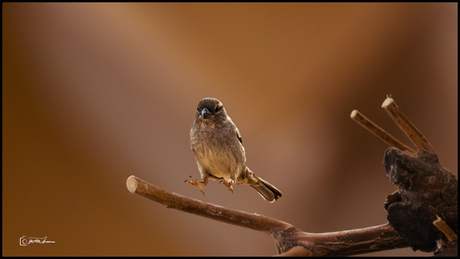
{"left": 3, "top": 3, "right": 457, "bottom": 256}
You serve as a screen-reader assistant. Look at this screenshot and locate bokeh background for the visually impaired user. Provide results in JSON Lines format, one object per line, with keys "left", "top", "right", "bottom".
{"left": 3, "top": 3, "right": 457, "bottom": 256}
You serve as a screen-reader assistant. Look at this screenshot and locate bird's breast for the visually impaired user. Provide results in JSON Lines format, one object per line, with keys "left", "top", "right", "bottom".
{"left": 191, "top": 128, "right": 245, "bottom": 179}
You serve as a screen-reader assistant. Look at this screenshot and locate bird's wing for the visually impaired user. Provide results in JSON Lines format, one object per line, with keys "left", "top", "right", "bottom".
{"left": 235, "top": 127, "right": 243, "bottom": 145}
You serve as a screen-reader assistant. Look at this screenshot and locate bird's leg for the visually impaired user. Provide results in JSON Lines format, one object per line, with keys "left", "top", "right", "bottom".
{"left": 219, "top": 178, "right": 234, "bottom": 193}
{"left": 185, "top": 175, "right": 207, "bottom": 195}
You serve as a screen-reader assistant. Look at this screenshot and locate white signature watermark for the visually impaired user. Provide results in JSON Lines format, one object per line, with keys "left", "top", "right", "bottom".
{"left": 19, "top": 236, "right": 55, "bottom": 246}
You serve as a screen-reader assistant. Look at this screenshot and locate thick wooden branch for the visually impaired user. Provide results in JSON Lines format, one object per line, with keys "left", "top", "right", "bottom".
{"left": 126, "top": 175, "right": 292, "bottom": 232}
{"left": 127, "top": 175, "right": 408, "bottom": 256}
{"left": 280, "top": 222, "right": 408, "bottom": 256}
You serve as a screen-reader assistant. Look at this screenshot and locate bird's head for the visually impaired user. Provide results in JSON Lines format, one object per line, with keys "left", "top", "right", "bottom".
{"left": 195, "top": 98, "right": 227, "bottom": 125}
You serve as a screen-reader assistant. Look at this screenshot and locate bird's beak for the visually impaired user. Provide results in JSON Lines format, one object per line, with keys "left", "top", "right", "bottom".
{"left": 201, "top": 108, "right": 211, "bottom": 119}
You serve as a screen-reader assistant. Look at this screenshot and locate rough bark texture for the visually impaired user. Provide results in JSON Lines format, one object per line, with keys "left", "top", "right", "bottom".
{"left": 383, "top": 147, "right": 458, "bottom": 254}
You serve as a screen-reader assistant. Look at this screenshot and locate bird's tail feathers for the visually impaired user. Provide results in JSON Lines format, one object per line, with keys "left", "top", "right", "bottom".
{"left": 251, "top": 176, "right": 282, "bottom": 203}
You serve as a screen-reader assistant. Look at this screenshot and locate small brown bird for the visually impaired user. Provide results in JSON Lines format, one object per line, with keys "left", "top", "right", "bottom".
{"left": 186, "top": 97, "right": 282, "bottom": 202}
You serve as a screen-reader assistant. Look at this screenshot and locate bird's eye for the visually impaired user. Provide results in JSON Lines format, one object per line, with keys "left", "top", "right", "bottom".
{"left": 215, "top": 105, "right": 222, "bottom": 113}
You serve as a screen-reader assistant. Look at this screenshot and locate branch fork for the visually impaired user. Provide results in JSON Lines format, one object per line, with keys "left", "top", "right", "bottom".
{"left": 351, "top": 96, "right": 457, "bottom": 255}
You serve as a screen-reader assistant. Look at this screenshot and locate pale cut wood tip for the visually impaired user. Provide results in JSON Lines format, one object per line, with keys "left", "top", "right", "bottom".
{"left": 350, "top": 109, "right": 359, "bottom": 119}
{"left": 126, "top": 175, "right": 138, "bottom": 193}
{"left": 381, "top": 96, "right": 395, "bottom": 108}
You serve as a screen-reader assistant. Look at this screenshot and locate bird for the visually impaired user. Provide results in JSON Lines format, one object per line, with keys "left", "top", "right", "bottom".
{"left": 185, "top": 97, "right": 282, "bottom": 202}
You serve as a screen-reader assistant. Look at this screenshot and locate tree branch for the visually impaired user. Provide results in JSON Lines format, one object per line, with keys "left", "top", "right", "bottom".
{"left": 127, "top": 175, "right": 408, "bottom": 256}
{"left": 350, "top": 109, "right": 413, "bottom": 152}
{"left": 381, "top": 97, "right": 437, "bottom": 159}
{"left": 126, "top": 175, "right": 292, "bottom": 232}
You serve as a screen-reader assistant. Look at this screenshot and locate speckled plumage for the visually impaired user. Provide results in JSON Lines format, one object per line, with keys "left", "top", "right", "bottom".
{"left": 187, "top": 97, "right": 282, "bottom": 202}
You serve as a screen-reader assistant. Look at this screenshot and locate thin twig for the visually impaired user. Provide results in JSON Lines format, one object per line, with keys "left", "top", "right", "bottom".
{"left": 433, "top": 215, "right": 458, "bottom": 241}
{"left": 381, "top": 97, "right": 438, "bottom": 159}
{"left": 350, "top": 110, "right": 414, "bottom": 152}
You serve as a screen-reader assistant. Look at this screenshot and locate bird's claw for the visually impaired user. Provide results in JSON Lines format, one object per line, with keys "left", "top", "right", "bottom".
{"left": 185, "top": 175, "right": 205, "bottom": 195}
{"left": 219, "top": 178, "right": 234, "bottom": 193}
